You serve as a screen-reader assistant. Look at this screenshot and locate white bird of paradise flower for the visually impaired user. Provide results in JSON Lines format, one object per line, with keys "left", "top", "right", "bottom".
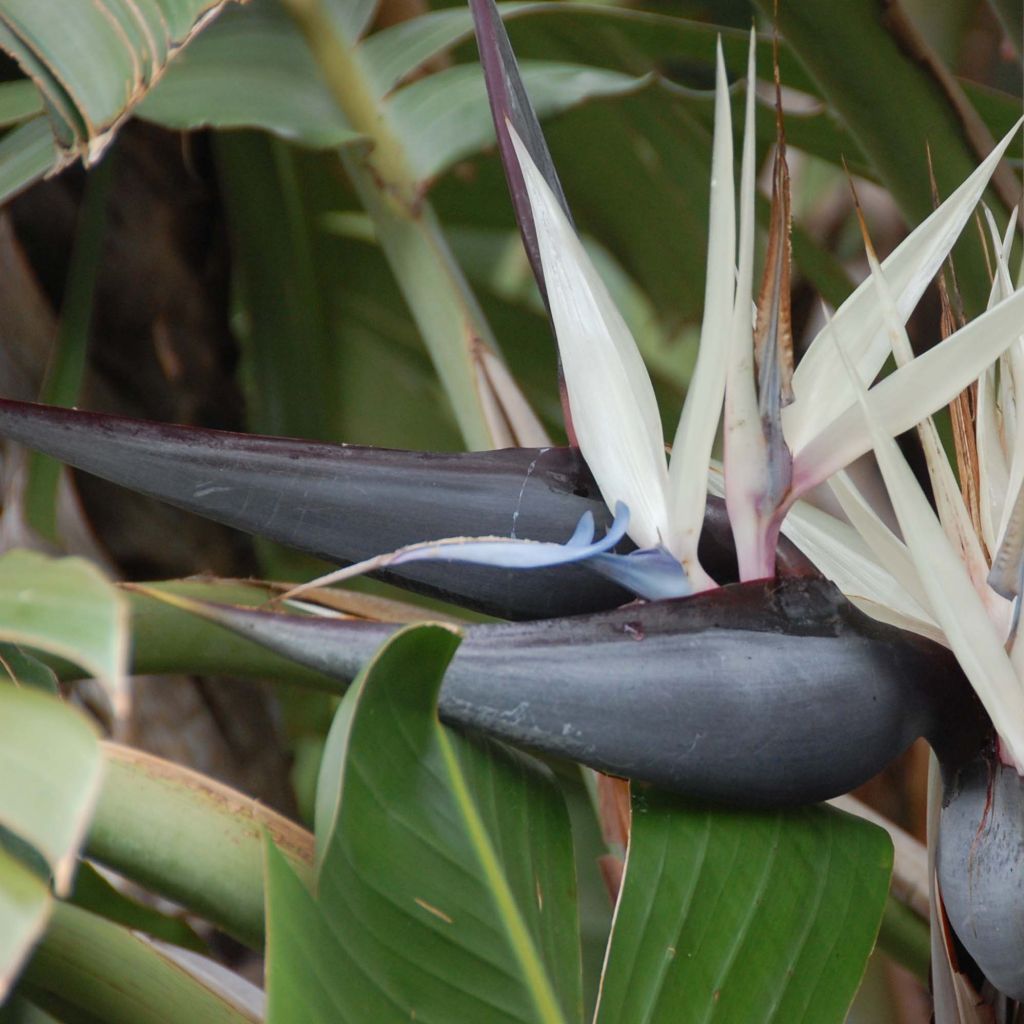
{"left": 288, "top": 33, "right": 1024, "bottom": 768}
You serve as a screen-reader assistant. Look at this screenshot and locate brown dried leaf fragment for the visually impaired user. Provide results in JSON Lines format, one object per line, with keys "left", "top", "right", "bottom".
{"left": 753, "top": 83, "right": 795, "bottom": 414}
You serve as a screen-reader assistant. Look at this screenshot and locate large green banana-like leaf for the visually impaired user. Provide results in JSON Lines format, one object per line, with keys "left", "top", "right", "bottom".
{"left": 265, "top": 623, "right": 581, "bottom": 1024}
{"left": 595, "top": 791, "right": 892, "bottom": 1024}
{"left": 753, "top": 0, "right": 1016, "bottom": 314}
{"left": 0, "top": 0, "right": 243, "bottom": 162}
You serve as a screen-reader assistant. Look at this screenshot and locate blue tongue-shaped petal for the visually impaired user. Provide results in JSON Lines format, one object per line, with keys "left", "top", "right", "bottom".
{"left": 276, "top": 503, "right": 691, "bottom": 604}
{"left": 279, "top": 503, "right": 633, "bottom": 601}
{"left": 589, "top": 547, "right": 692, "bottom": 601}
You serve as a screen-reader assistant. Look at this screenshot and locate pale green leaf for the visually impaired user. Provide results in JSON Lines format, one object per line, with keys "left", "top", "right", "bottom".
{"left": 0, "top": 551, "right": 127, "bottom": 715}
{"left": 19, "top": 902, "right": 260, "bottom": 1024}
{"left": 0, "top": 81, "right": 44, "bottom": 128}
{"left": 0, "top": 844, "right": 51, "bottom": 1003}
{"left": 0, "top": 119, "right": 56, "bottom": 207}
{"left": 138, "top": 1, "right": 360, "bottom": 148}
{"left": 389, "top": 61, "right": 647, "bottom": 184}
{"left": 595, "top": 791, "right": 892, "bottom": 1024}
{"left": 0, "top": 685, "right": 102, "bottom": 894}
{"left": 0, "top": 0, "right": 241, "bottom": 161}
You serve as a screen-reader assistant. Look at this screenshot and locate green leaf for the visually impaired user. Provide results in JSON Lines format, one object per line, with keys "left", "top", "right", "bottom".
{"left": 215, "top": 131, "right": 338, "bottom": 442}
{"left": 753, "top": 0, "right": 1009, "bottom": 314}
{"left": 0, "top": 82, "right": 44, "bottom": 128}
{"left": 138, "top": 1, "right": 360, "bottom": 148}
{"left": 0, "top": 844, "right": 50, "bottom": 1003}
{"left": 595, "top": 790, "right": 892, "bottom": 1024}
{"left": 0, "top": 551, "right": 126, "bottom": 715}
{"left": 265, "top": 623, "right": 581, "bottom": 1024}
{"left": 0, "top": 0, "right": 243, "bottom": 161}
{"left": 24, "top": 152, "right": 114, "bottom": 544}
{"left": 0, "top": 644, "right": 58, "bottom": 694}
{"left": 0, "top": 686, "right": 102, "bottom": 895}
{"left": 18, "top": 902, "right": 260, "bottom": 1024}
{"left": 69, "top": 862, "right": 204, "bottom": 953}
{"left": 390, "top": 61, "right": 650, "bottom": 183}
{"left": 0, "top": 119, "right": 56, "bottom": 206}
{"left": 0, "top": 993, "right": 63, "bottom": 1023}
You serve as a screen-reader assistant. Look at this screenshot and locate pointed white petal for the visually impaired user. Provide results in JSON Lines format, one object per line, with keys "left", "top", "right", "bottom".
{"left": 793, "top": 285, "right": 1024, "bottom": 493}
{"left": 825, "top": 471, "right": 934, "bottom": 620}
{"left": 844, "top": 597, "right": 946, "bottom": 646}
{"left": 784, "top": 117, "right": 1023, "bottom": 451}
{"left": 978, "top": 362, "right": 1009, "bottom": 554}
{"left": 862, "top": 244, "right": 992, "bottom": 598}
{"left": 508, "top": 126, "right": 670, "bottom": 548}
{"left": 835, "top": 318, "right": 1024, "bottom": 768}
{"left": 666, "top": 38, "right": 734, "bottom": 584}
{"left": 709, "top": 460, "right": 939, "bottom": 639}
{"left": 781, "top": 491, "right": 937, "bottom": 634}
{"left": 723, "top": 30, "right": 771, "bottom": 580}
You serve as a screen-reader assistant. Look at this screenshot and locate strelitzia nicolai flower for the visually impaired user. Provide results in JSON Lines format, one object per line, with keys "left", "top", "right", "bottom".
{"left": 286, "top": 17, "right": 1024, "bottom": 629}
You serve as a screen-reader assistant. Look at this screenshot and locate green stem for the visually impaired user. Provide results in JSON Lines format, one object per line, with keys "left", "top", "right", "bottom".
{"left": 23, "top": 152, "right": 114, "bottom": 540}
{"left": 279, "top": 0, "right": 506, "bottom": 450}
{"left": 86, "top": 743, "right": 313, "bottom": 950}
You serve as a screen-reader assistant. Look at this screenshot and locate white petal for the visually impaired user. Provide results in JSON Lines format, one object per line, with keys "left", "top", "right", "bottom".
{"left": 825, "top": 472, "right": 935, "bottom": 621}
{"left": 723, "top": 29, "right": 771, "bottom": 580}
{"left": 835, "top": 317, "right": 1024, "bottom": 768}
{"left": 793, "top": 285, "right": 1024, "bottom": 493}
{"left": 666, "top": 38, "right": 734, "bottom": 583}
{"left": 862, "top": 243, "right": 992, "bottom": 599}
{"left": 784, "top": 117, "right": 1023, "bottom": 451}
{"left": 508, "top": 126, "right": 670, "bottom": 548}
{"left": 978, "top": 361, "right": 1009, "bottom": 554}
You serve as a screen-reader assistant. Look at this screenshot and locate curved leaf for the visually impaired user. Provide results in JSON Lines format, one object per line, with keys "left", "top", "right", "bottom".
{"left": 0, "top": 0, "right": 242, "bottom": 163}
{"left": 595, "top": 791, "right": 892, "bottom": 1024}
{"left": 265, "top": 623, "right": 581, "bottom": 1024}
{"left": 0, "top": 686, "right": 102, "bottom": 896}
{"left": 88, "top": 743, "right": 312, "bottom": 950}
{"left": 0, "top": 550, "right": 127, "bottom": 714}
{"left": 0, "top": 845, "right": 51, "bottom": 1004}
{"left": 19, "top": 902, "right": 260, "bottom": 1024}
{"left": 137, "top": 1, "right": 359, "bottom": 147}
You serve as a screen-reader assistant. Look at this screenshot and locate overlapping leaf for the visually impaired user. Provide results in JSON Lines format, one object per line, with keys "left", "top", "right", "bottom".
{"left": 265, "top": 624, "right": 581, "bottom": 1024}
{"left": 0, "top": 0, "right": 242, "bottom": 162}
{"left": 596, "top": 791, "right": 892, "bottom": 1024}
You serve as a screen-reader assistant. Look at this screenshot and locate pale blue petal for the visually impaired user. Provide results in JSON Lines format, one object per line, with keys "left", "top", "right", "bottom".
{"left": 587, "top": 547, "right": 692, "bottom": 600}
{"left": 382, "top": 502, "right": 628, "bottom": 571}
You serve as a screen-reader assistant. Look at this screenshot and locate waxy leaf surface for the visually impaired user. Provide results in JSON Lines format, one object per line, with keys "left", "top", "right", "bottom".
{"left": 265, "top": 624, "right": 581, "bottom": 1024}
{"left": 596, "top": 790, "right": 892, "bottom": 1024}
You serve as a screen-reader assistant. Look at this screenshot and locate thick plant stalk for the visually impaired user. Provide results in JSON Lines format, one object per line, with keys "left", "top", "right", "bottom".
{"left": 279, "top": 0, "right": 545, "bottom": 451}
{"left": 87, "top": 743, "right": 313, "bottom": 949}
